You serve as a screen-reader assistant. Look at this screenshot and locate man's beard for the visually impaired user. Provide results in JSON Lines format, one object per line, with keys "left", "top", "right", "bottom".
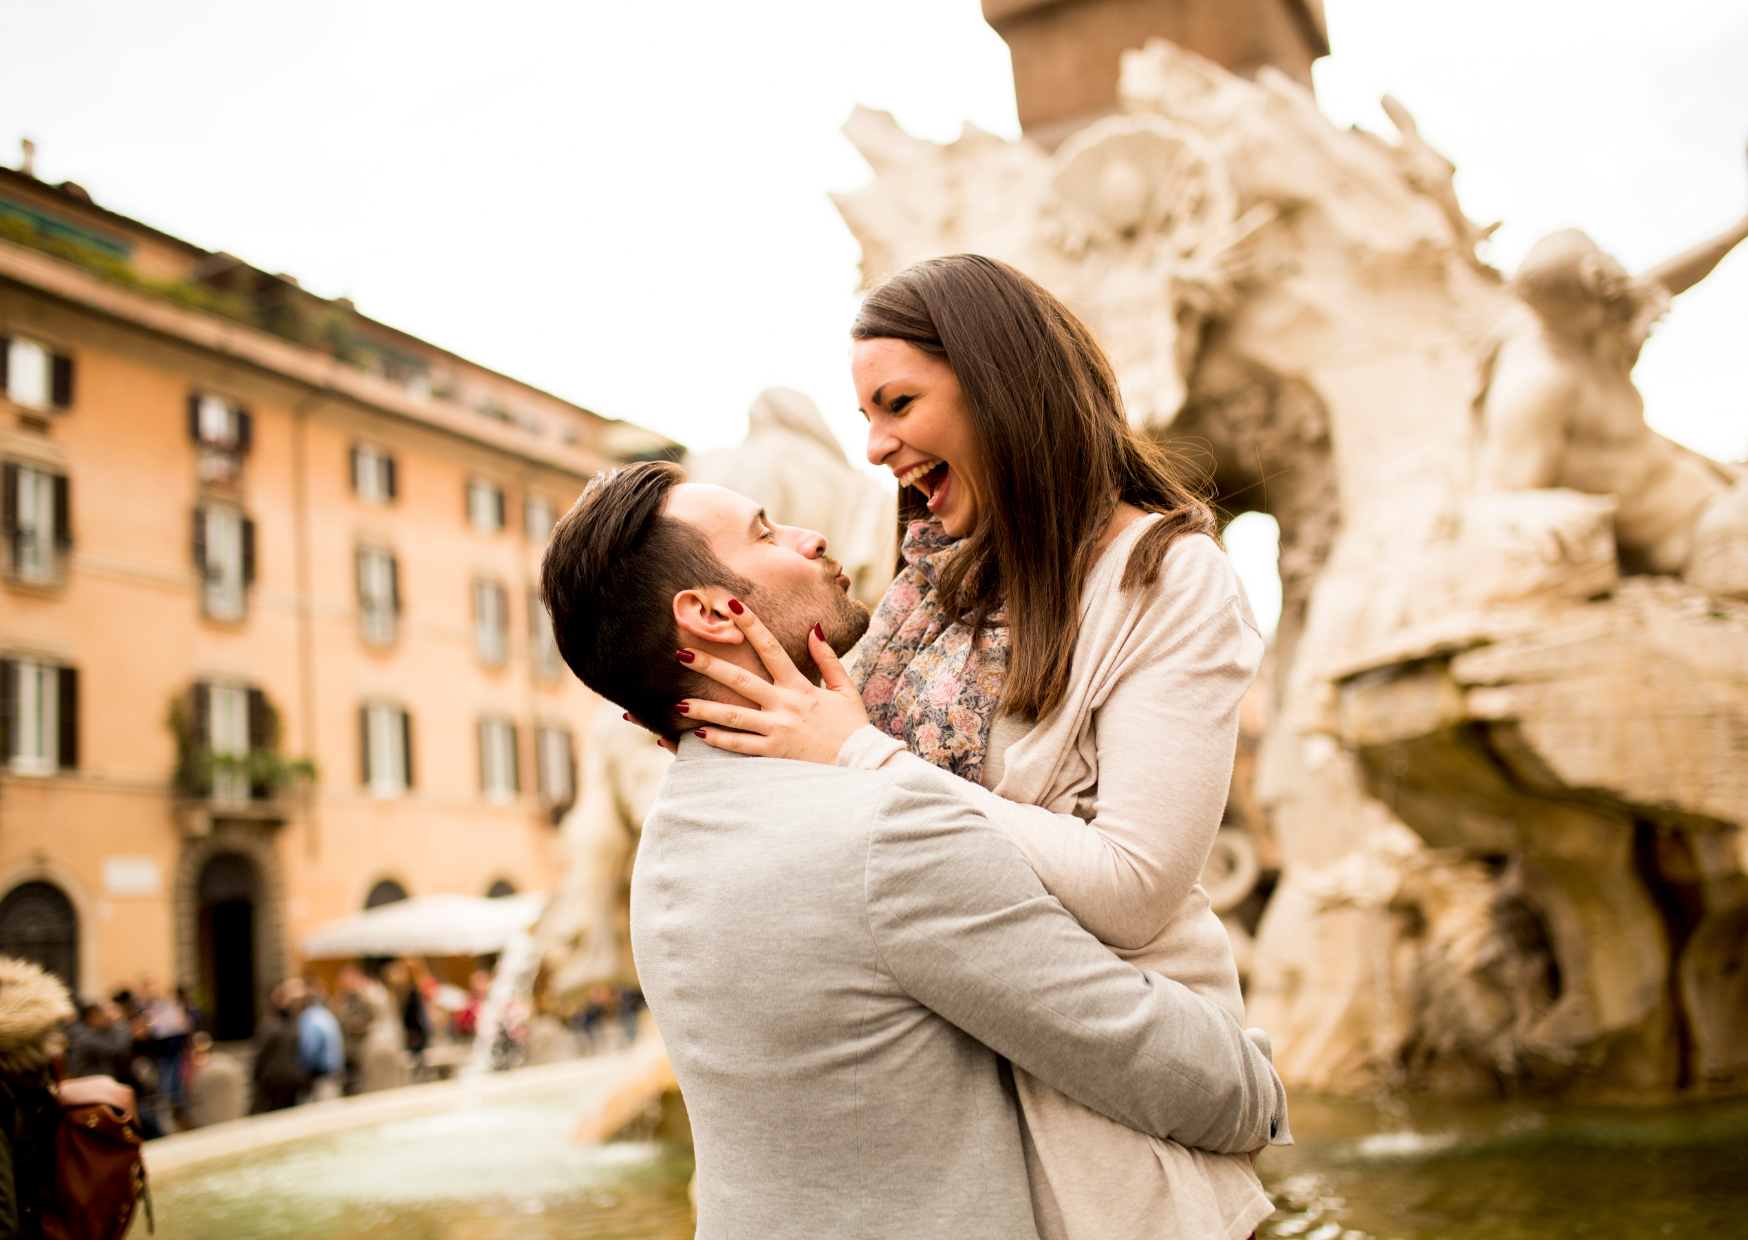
{"left": 750, "top": 556, "right": 872, "bottom": 684}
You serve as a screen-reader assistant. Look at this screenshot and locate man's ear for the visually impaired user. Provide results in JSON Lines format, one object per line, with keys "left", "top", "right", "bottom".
{"left": 673, "top": 587, "right": 746, "bottom": 647}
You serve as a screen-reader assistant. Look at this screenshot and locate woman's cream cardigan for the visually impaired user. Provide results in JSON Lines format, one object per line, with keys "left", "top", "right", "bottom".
{"left": 839, "top": 516, "right": 1278, "bottom": 1240}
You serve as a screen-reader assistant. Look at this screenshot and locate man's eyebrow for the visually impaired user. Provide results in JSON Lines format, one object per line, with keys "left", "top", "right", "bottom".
{"left": 871, "top": 383, "right": 887, "bottom": 407}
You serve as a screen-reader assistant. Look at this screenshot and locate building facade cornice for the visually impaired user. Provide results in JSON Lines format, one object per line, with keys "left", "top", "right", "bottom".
{"left": 0, "top": 238, "right": 620, "bottom": 479}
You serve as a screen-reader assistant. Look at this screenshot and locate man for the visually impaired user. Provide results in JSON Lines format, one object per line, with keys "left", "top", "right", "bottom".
{"left": 64, "top": 1001, "right": 132, "bottom": 1081}
{"left": 541, "top": 461, "right": 1287, "bottom": 1240}
{"left": 333, "top": 964, "right": 374, "bottom": 1096}
{"left": 296, "top": 979, "right": 345, "bottom": 1102}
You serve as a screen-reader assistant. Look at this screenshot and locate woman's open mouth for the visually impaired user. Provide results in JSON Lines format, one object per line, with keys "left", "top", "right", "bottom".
{"left": 896, "top": 459, "right": 952, "bottom": 513}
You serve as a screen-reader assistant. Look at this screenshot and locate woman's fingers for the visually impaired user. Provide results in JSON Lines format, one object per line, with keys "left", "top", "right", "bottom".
{"left": 722, "top": 599, "right": 811, "bottom": 689}
{"left": 676, "top": 698, "right": 772, "bottom": 735}
{"left": 677, "top": 646, "right": 779, "bottom": 706}
{"left": 692, "top": 726, "right": 771, "bottom": 757}
{"left": 810, "top": 624, "right": 858, "bottom": 697}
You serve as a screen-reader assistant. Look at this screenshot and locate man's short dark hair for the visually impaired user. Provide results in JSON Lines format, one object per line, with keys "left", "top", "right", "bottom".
{"left": 540, "top": 461, "right": 752, "bottom": 736}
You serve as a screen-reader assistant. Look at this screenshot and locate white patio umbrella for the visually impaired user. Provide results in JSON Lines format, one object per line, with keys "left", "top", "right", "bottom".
{"left": 301, "top": 892, "right": 546, "bottom": 959}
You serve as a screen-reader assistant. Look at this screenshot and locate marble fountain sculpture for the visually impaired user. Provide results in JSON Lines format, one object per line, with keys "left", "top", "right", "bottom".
{"left": 831, "top": 38, "right": 1748, "bottom": 1100}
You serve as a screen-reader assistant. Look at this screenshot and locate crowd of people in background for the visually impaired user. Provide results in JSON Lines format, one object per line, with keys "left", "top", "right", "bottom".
{"left": 63, "top": 978, "right": 202, "bottom": 1137}
{"left": 33, "top": 962, "right": 652, "bottom": 1137}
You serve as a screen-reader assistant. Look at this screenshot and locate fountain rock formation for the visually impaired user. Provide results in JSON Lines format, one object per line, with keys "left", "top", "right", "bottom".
{"left": 833, "top": 38, "right": 1748, "bottom": 1099}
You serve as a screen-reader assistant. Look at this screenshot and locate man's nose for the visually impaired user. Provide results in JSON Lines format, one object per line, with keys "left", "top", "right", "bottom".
{"left": 777, "top": 524, "right": 828, "bottom": 559}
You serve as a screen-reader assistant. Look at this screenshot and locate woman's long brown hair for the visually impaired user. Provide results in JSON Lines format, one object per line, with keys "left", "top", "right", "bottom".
{"left": 852, "top": 254, "right": 1216, "bottom": 721}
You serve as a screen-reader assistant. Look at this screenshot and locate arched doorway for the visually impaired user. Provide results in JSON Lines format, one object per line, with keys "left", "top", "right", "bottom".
{"left": 198, "top": 854, "right": 260, "bottom": 1041}
{"left": 0, "top": 882, "right": 79, "bottom": 997}
{"left": 485, "top": 879, "right": 516, "bottom": 898}
{"left": 365, "top": 879, "right": 408, "bottom": 909}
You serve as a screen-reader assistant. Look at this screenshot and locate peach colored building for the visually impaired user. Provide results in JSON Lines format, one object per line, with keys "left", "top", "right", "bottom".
{"left": 0, "top": 165, "right": 676, "bottom": 1038}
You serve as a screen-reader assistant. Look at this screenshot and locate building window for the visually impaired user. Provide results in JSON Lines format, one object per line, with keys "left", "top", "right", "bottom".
{"left": 473, "top": 579, "right": 508, "bottom": 666}
{"left": 467, "top": 477, "right": 505, "bottom": 533}
{"left": 0, "top": 658, "right": 77, "bottom": 775}
{"left": 206, "top": 681, "right": 251, "bottom": 804}
{"left": 358, "top": 547, "right": 400, "bottom": 646}
{"left": 524, "top": 495, "right": 556, "bottom": 542}
{"left": 180, "top": 681, "right": 279, "bottom": 803}
{"left": 479, "top": 718, "right": 518, "bottom": 802}
{"left": 360, "top": 703, "right": 412, "bottom": 798}
{"left": 193, "top": 505, "right": 254, "bottom": 621}
{"left": 188, "top": 394, "right": 251, "bottom": 453}
{"left": 351, "top": 444, "right": 397, "bottom": 503}
{"left": 0, "top": 336, "right": 74, "bottom": 411}
{"left": 365, "top": 878, "right": 408, "bottom": 908}
{"left": 2, "top": 462, "right": 70, "bottom": 584}
{"left": 529, "top": 590, "right": 561, "bottom": 680}
{"left": 535, "top": 724, "right": 573, "bottom": 807}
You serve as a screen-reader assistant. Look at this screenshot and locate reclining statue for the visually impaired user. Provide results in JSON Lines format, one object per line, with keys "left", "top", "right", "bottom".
{"left": 1476, "top": 202, "right": 1748, "bottom": 595}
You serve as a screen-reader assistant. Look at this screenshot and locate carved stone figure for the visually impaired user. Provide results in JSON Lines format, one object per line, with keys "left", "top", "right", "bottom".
{"left": 832, "top": 36, "right": 1748, "bottom": 1099}
{"left": 1477, "top": 215, "right": 1748, "bottom": 594}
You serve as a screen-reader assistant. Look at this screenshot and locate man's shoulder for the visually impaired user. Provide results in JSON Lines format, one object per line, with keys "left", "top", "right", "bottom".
{"left": 658, "top": 752, "right": 912, "bottom": 814}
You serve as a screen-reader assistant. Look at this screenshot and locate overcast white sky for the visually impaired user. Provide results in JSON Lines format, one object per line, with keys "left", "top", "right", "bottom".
{"left": 4, "top": 0, "right": 1746, "bottom": 630}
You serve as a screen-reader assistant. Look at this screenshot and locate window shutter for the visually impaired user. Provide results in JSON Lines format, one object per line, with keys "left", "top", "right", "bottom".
{"left": 57, "top": 666, "right": 77, "bottom": 770}
{"left": 384, "top": 454, "right": 397, "bottom": 501}
{"left": 50, "top": 354, "right": 74, "bottom": 410}
{"left": 236, "top": 408, "right": 253, "bottom": 455}
{"left": 349, "top": 446, "right": 362, "bottom": 495}
{"left": 359, "top": 706, "right": 371, "bottom": 786}
{"left": 0, "top": 659, "right": 15, "bottom": 760}
{"left": 191, "top": 506, "right": 207, "bottom": 575}
{"left": 355, "top": 547, "right": 366, "bottom": 602}
{"left": 190, "top": 682, "right": 210, "bottom": 772}
{"left": 494, "top": 487, "right": 506, "bottom": 530}
{"left": 241, "top": 517, "right": 256, "bottom": 586}
{"left": 400, "top": 709, "right": 414, "bottom": 789}
{"left": 188, "top": 393, "right": 202, "bottom": 443}
{"left": 389, "top": 554, "right": 401, "bottom": 613}
{"left": 508, "top": 723, "right": 520, "bottom": 793}
{"left": 52, "top": 474, "right": 70, "bottom": 550}
{"left": 0, "top": 337, "right": 10, "bottom": 393}
{"left": 247, "top": 687, "right": 273, "bottom": 751}
{"left": 2, "top": 463, "right": 17, "bottom": 539}
{"left": 477, "top": 721, "right": 489, "bottom": 792}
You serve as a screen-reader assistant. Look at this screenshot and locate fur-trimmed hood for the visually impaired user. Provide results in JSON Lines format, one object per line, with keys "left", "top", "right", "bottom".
{"left": 0, "top": 957, "right": 74, "bottom": 1075}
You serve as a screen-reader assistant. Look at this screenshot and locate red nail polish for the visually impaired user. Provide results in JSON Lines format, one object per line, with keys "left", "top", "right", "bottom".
{"left": 676, "top": 649, "right": 695, "bottom": 663}
{"left": 676, "top": 701, "right": 689, "bottom": 713}
{"left": 622, "top": 712, "right": 632, "bottom": 722}
{"left": 813, "top": 623, "right": 825, "bottom": 641}
{"left": 694, "top": 729, "right": 707, "bottom": 739}
{"left": 728, "top": 598, "right": 744, "bottom": 615}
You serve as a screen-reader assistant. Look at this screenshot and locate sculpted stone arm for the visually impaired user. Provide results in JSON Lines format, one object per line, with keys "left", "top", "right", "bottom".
{"left": 865, "top": 775, "right": 1285, "bottom": 1154}
{"left": 1476, "top": 340, "right": 1576, "bottom": 492}
{"left": 1641, "top": 213, "right": 1748, "bottom": 298}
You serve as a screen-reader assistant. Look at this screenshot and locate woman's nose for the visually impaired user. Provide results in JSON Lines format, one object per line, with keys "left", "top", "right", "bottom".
{"left": 866, "top": 417, "right": 899, "bottom": 467}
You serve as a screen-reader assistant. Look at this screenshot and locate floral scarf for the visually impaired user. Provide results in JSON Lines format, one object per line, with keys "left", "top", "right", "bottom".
{"left": 851, "top": 519, "right": 1010, "bottom": 784}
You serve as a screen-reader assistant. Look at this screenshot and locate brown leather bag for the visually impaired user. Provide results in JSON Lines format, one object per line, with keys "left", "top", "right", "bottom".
{"left": 42, "top": 1076, "right": 151, "bottom": 1240}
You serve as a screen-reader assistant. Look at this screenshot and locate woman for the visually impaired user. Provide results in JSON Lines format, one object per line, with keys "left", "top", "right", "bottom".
{"left": 0, "top": 956, "right": 75, "bottom": 1239}
{"left": 682, "top": 254, "right": 1277, "bottom": 1239}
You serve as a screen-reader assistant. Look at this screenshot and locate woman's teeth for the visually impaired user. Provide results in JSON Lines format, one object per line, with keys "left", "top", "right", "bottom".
{"left": 896, "top": 459, "right": 941, "bottom": 489}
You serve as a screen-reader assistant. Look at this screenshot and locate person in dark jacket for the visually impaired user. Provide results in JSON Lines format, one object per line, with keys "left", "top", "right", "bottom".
{"left": 63, "top": 1003, "right": 131, "bottom": 1082}
{"left": 250, "top": 983, "right": 307, "bottom": 1114}
{"left": 0, "top": 957, "right": 76, "bottom": 1240}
